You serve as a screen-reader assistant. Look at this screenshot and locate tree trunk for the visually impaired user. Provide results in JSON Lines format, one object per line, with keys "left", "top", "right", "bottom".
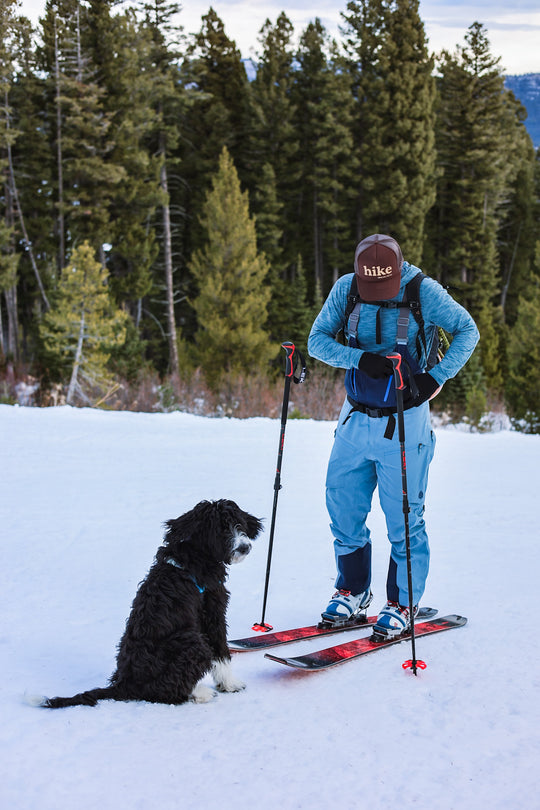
{"left": 54, "top": 16, "right": 65, "bottom": 271}
{"left": 2, "top": 177, "right": 19, "bottom": 360}
{"left": 313, "top": 188, "right": 322, "bottom": 291}
{"left": 500, "top": 221, "right": 522, "bottom": 315}
{"left": 67, "top": 310, "right": 85, "bottom": 405}
{"left": 4, "top": 284, "right": 19, "bottom": 362}
{"left": 159, "top": 144, "right": 179, "bottom": 377}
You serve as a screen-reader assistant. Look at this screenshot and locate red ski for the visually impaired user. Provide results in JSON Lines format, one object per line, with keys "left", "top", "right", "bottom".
{"left": 264, "top": 614, "right": 467, "bottom": 670}
{"left": 228, "top": 607, "right": 437, "bottom": 652}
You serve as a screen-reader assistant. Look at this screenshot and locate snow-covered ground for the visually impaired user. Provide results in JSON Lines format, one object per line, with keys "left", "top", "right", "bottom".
{"left": 1, "top": 404, "right": 539, "bottom": 809}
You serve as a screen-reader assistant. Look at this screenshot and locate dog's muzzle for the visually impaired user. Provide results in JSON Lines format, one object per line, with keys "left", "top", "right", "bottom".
{"left": 230, "top": 530, "right": 252, "bottom": 564}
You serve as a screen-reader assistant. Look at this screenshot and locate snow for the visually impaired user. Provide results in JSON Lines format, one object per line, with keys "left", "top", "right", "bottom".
{"left": 1, "top": 403, "right": 539, "bottom": 810}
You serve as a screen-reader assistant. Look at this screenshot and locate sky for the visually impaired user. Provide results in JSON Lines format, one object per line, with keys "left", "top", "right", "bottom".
{"left": 16, "top": 0, "right": 540, "bottom": 76}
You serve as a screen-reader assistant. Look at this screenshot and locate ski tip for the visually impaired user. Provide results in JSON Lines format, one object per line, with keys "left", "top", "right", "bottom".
{"left": 417, "top": 606, "right": 438, "bottom": 619}
{"left": 441, "top": 614, "right": 467, "bottom": 626}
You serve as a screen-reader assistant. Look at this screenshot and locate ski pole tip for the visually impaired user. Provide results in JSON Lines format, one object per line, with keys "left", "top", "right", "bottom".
{"left": 402, "top": 659, "right": 427, "bottom": 674}
{"left": 252, "top": 622, "right": 273, "bottom": 633}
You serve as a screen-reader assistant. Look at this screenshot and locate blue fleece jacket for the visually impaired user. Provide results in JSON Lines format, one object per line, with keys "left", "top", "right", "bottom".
{"left": 307, "top": 262, "right": 479, "bottom": 387}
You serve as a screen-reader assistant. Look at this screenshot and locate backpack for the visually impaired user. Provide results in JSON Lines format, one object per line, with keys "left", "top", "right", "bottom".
{"left": 342, "top": 271, "right": 448, "bottom": 413}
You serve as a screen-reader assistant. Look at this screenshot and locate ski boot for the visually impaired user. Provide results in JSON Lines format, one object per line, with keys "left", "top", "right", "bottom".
{"left": 371, "top": 600, "right": 419, "bottom": 641}
{"left": 319, "top": 588, "right": 373, "bottom": 628}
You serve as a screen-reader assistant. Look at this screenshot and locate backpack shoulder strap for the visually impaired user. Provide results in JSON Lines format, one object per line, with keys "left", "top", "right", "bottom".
{"left": 404, "top": 271, "right": 428, "bottom": 357}
{"left": 344, "top": 274, "right": 359, "bottom": 324}
{"left": 404, "top": 271, "right": 424, "bottom": 315}
{"left": 344, "top": 275, "right": 362, "bottom": 343}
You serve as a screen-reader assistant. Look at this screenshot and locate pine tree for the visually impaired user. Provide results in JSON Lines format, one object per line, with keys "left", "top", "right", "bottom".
{"left": 251, "top": 13, "right": 299, "bottom": 273}
{"left": 39, "top": 241, "right": 128, "bottom": 404}
{"left": 0, "top": 0, "right": 21, "bottom": 362}
{"left": 250, "top": 161, "right": 290, "bottom": 343}
{"left": 497, "top": 92, "right": 537, "bottom": 327}
{"left": 9, "top": 13, "right": 54, "bottom": 325}
{"left": 292, "top": 21, "right": 358, "bottom": 294}
{"left": 340, "top": 0, "right": 388, "bottom": 241}
{"left": 135, "top": 0, "right": 185, "bottom": 377}
{"left": 181, "top": 7, "right": 255, "bottom": 229}
{"left": 189, "top": 147, "right": 274, "bottom": 387}
{"left": 1, "top": 0, "right": 51, "bottom": 360}
{"left": 85, "top": 2, "right": 162, "bottom": 322}
{"left": 286, "top": 254, "right": 316, "bottom": 357}
{"left": 341, "top": 0, "right": 435, "bottom": 261}
{"left": 427, "top": 23, "right": 524, "bottom": 390}
{"left": 39, "top": 0, "right": 126, "bottom": 266}
{"left": 505, "top": 261, "right": 540, "bottom": 432}
{"left": 429, "top": 24, "right": 509, "bottom": 304}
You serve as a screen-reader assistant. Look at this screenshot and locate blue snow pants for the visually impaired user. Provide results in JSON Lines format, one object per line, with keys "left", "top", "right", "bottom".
{"left": 326, "top": 398, "right": 436, "bottom": 606}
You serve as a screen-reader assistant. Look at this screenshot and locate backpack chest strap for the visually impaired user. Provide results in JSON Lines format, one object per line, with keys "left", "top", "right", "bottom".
{"left": 347, "top": 300, "right": 410, "bottom": 347}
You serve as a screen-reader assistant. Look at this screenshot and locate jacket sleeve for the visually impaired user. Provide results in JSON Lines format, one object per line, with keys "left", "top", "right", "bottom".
{"left": 420, "top": 276, "right": 480, "bottom": 386}
{"left": 307, "top": 275, "right": 363, "bottom": 369}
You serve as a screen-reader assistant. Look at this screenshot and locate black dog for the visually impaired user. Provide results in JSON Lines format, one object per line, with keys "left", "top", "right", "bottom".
{"left": 35, "top": 500, "right": 262, "bottom": 708}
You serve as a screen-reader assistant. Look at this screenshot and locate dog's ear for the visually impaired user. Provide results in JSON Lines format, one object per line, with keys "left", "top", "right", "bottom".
{"left": 241, "top": 512, "right": 263, "bottom": 540}
{"left": 163, "top": 506, "right": 204, "bottom": 544}
{"left": 217, "top": 501, "right": 263, "bottom": 540}
{"left": 163, "top": 517, "right": 183, "bottom": 544}
{"left": 163, "top": 501, "right": 217, "bottom": 548}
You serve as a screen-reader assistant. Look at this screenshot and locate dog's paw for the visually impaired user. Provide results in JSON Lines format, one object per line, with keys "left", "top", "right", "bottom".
{"left": 190, "top": 683, "right": 217, "bottom": 704}
{"left": 216, "top": 677, "right": 246, "bottom": 693}
{"left": 211, "top": 659, "right": 246, "bottom": 693}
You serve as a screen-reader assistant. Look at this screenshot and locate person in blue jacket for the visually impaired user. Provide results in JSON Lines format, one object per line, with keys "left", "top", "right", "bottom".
{"left": 308, "top": 233, "right": 479, "bottom": 638}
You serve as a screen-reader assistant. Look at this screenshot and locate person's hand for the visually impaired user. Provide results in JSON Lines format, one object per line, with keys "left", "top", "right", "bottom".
{"left": 358, "top": 352, "right": 394, "bottom": 379}
{"left": 409, "top": 372, "right": 440, "bottom": 404}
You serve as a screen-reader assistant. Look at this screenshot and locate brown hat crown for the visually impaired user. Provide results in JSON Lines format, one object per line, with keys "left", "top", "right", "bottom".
{"left": 354, "top": 234, "right": 403, "bottom": 301}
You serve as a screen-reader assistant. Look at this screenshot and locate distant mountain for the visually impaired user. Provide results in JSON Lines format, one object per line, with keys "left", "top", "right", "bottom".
{"left": 505, "top": 73, "right": 540, "bottom": 149}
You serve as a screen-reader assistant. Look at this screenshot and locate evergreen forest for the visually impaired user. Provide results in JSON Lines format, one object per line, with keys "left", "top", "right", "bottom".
{"left": 1, "top": 0, "right": 539, "bottom": 429}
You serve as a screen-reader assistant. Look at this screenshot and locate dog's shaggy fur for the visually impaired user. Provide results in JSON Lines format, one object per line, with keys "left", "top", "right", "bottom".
{"left": 37, "top": 500, "right": 262, "bottom": 708}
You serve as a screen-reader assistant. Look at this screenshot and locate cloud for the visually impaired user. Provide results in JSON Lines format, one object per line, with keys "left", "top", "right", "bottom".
{"left": 424, "top": 16, "right": 540, "bottom": 32}
{"left": 17, "top": 0, "right": 540, "bottom": 74}
{"left": 422, "top": 0, "right": 540, "bottom": 8}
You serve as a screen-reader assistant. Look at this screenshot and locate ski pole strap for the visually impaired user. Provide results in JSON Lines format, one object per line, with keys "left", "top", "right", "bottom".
{"left": 281, "top": 341, "right": 307, "bottom": 384}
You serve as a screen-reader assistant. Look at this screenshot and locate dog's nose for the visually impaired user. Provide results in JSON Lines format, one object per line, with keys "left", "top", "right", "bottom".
{"left": 235, "top": 542, "right": 251, "bottom": 557}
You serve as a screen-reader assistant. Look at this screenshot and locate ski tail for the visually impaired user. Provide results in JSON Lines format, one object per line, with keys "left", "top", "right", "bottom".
{"left": 38, "top": 686, "right": 116, "bottom": 709}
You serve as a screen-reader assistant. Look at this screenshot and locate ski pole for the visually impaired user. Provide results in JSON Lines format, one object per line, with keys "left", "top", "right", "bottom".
{"left": 253, "top": 341, "right": 306, "bottom": 633}
{"left": 387, "top": 353, "right": 426, "bottom": 675}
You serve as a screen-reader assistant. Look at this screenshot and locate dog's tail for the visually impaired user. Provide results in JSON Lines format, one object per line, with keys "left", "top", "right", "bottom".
{"left": 29, "top": 686, "right": 117, "bottom": 709}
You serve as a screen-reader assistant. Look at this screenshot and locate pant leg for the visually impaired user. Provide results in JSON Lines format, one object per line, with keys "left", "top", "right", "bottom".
{"left": 325, "top": 401, "right": 378, "bottom": 593}
{"left": 376, "top": 404, "right": 436, "bottom": 605}
{"left": 335, "top": 545, "right": 372, "bottom": 595}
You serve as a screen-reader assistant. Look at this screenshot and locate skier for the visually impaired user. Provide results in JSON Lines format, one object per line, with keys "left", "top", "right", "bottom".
{"left": 308, "top": 234, "right": 479, "bottom": 638}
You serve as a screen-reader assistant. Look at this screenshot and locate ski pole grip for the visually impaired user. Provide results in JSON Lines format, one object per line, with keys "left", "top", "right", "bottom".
{"left": 281, "top": 341, "right": 296, "bottom": 378}
{"left": 387, "top": 353, "right": 405, "bottom": 390}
